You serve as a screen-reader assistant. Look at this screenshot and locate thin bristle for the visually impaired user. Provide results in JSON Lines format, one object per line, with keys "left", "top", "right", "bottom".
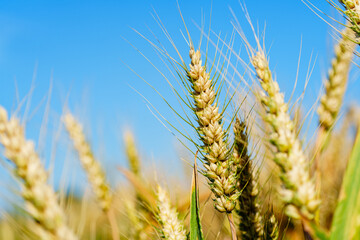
{"left": 63, "top": 113, "right": 112, "bottom": 212}
{"left": 0, "top": 106, "right": 77, "bottom": 240}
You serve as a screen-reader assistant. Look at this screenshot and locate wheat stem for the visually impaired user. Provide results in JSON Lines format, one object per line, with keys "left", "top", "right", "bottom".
{"left": 107, "top": 209, "right": 120, "bottom": 240}
{"left": 227, "top": 213, "right": 237, "bottom": 240}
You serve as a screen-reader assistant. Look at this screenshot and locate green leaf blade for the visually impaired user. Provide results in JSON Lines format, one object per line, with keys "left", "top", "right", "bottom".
{"left": 330, "top": 131, "right": 360, "bottom": 240}
{"left": 189, "top": 160, "right": 204, "bottom": 240}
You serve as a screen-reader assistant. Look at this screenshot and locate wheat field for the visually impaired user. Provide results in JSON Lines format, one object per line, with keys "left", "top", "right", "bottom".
{"left": 0, "top": 1, "right": 360, "bottom": 240}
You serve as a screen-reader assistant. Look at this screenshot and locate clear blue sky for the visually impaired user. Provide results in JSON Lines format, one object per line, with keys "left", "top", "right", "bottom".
{"left": 0, "top": 1, "right": 358, "bottom": 208}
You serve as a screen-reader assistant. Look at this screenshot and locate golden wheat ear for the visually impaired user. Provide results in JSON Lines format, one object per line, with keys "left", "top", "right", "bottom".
{"left": 317, "top": 26, "right": 356, "bottom": 132}
{"left": 63, "top": 113, "right": 119, "bottom": 240}
{"left": 251, "top": 52, "right": 320, "bottom": 221}
{"left": 63, "top": 113, "right": 112, "bottom": 212}
{"left": 155, "top": 185, "right": 186, "bottom": 240}
{"left": 0, "top": 106, "right": 77, "bottom": 240}
{"left": 187, "top": 47, "right": 240, "bottom": 214}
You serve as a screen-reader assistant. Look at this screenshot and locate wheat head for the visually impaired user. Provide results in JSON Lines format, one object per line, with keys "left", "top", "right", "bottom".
{"left": 0, "top": 107, "right": 77, "bottom": 240}
{"left": 187, "top": 46, "right": 239, "bottom": 213}
{"left": 252, "top": 52, "right": 320, "bottom": 220}
{"left": 156, "top": 185, "right": 186, "bottom": 240}
{"left": 63, "top": 113, "right": 112, "bottom": 212}
{"left": 317, "top": 26, "right": 356, "bottom": 131}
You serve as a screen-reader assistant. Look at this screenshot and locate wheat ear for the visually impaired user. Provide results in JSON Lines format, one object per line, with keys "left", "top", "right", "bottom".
{"left": 63, "top": 113, "right": 119, "bottom": 240}
{"left": 63, "top": 113, "right": 112, "bottom": 212}
{"left": 233, "top": 117, "right": 263, "bottom": 239}
{"left": 187, "top": 46, "right": 239, "bottom": 213}
{"left": 252, "top": 52, "right": 320, "bottom": 220}
{"left": 317, "top": 26, "right": 356, "bottom": 131}
{"left": 0, "top": 107, "right": 77, "bottom": 240}
{"left": 156, "top": 185, "right": 186, "bottom": 240}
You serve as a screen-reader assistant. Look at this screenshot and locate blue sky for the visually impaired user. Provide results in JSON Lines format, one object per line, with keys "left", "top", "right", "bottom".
{"left": 0, "top": 1, "right": 358, "bottom": 208}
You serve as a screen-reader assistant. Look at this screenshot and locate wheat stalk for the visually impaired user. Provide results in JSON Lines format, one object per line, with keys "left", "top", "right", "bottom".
{"left": 187, "top": 46, "right": 239, "bottom": 213}
{"left": 251, "top": 52, "right": 320, "bottom": 220}
{"left": 156, "top": 185, "right": 186, "bottom": 240}
{"left": 233, "top": 117, "right": 263, "bottom": 239}
{"left": 0, "top": 107, "right": 77, "bottom": 240}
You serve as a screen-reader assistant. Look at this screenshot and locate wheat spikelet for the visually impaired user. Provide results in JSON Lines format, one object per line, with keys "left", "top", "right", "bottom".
{"left": 233, "top": 117, "right": 263, "bottom": 239}
{"left": 317, "top": 27, "right": 356, "bottom": 130}
{"left": 252, "top": 52, "right": 320, "bottom": 220}
{"left": 0, "top": 107, "right": 77, "bottom": 240}
{"left": 156, "top": 185, "right": 186, "bottom": 240}
{"left": 187, "top": 46, "right": 239, "bottom": 213}
{"left": 63, "top": 113, "right": 112, "bottom": 212}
